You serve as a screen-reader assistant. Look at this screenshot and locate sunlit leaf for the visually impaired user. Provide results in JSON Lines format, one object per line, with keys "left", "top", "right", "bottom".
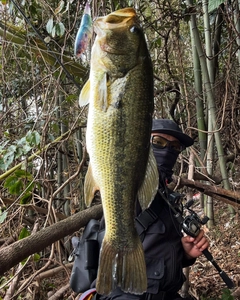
{"left": 26, "top": 131, "right": 41, "bottom": 146}
{"left": 33, "top": 253, "right": 41, "bottom": 262}
{"left": 46, "top": 17, "right": 54, "bottom": 35}
{"left": 19, "top": 227, "right": 30, "bottom": 240}
{"left": 52, "top": 25, "right": 56, "bottom": 38}
{"left": 0, "top": 210, "right": 7, "bottom": 224}
{"left": 208, "top": 0, "right": 224, "bottom": 12}
{"left": 44, "top": 36, "right": 51, "bottom": 43}
{"left": 55, "top": 0, "right": 65, "bottom": 14}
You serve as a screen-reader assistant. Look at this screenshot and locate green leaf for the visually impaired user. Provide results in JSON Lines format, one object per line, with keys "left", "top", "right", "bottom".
{"left": 26, "top": 131, "right": 41, "bottom": 146}
{"left": 55, "top": 0, "right": 65, "bottom": 14}
{"left": 55, "top": 22, "right": 65, "bottom": 37}
{"left": 17, "top": 136, "right": 31, "bottom": 153}
{"left": 1, "top": 151, "right": 15, "bottom": 170}
{"left": 14, "top": 169, "right": 28, "bottom": 177}
{"left": 20, "top": 192, "right": 32, "bottom": 204}
{"left": 9, "top": 180, "right": 23, "bottom": 195}
{"left": 19, "top": 227, "right": 30, "bottom": 240}
{"left": 208, "top": 0, "right": 224, "bottom": 13}
{"left": 4, "top": 175, "right": 18, "bottom": 189}
{"left": 46, "top": 17, "right": 54, "bottom": 35}
{"left": 221, "top": 288, "right": 234, "bottom": 300}
{"left": 52, "top": 26, "right": 56, "bottom": 38}
{"left": 33, "top": 253, "right": 41, "bottom": 262}
{"left": 0, "top": 210, "right": 8, "bottom": 224}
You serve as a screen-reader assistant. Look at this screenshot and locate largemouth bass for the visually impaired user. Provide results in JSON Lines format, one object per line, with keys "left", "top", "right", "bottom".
{"left": 79, "top": 7, "right": 159, "bottom": 295}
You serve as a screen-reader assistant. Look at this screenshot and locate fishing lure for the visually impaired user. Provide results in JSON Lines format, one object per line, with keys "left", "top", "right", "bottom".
{"left": 74, "top": 2, "right": 92, "bottom": 58}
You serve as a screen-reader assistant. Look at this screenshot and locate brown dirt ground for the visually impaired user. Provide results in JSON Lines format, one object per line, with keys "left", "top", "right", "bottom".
{"left": 0, "top": 200, "right": 239, "bottom": 300}
{"left": 188, "top": 200, "right": 240, "bottom": 300}
{"left": 49, "top": 200, "right": 240, "bottom": 300}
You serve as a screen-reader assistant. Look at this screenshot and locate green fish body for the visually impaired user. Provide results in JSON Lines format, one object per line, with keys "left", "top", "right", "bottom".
{"left": 79, "top": 8, "right": 159, "bottom": 296}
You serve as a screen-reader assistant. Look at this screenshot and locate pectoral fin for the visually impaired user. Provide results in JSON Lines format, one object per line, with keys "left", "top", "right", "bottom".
{"left": 99, "top": 72, "right": 108, "bottom": 111}
{"left": 84, "top": 162, "right": 99, "bottom": 207}
{"left": 137, "top": 147, "right": 159, "bottom": 210}
{"left": 79, "top": 79, "right": 90, "bottom": 107}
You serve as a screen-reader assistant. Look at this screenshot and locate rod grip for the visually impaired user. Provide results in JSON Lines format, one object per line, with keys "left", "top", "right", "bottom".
{"left": 202, "top": 249, "right": 235, "bottom": 289}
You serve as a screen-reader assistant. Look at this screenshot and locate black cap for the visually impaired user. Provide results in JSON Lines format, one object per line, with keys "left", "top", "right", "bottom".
{"left": 152, "top": 119, "right": 194, "bottom": 147}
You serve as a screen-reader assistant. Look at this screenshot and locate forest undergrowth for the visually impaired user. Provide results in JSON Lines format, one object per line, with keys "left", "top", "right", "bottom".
{"left": 0, "top": 199, "right": 239, "bottom": 300}
{"left": 189, "top": 201, "right": 240, "bottom": 300}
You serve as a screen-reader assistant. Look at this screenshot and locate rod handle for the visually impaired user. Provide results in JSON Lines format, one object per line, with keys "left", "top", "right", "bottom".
{"left": 202, "top": 249, "right": 235, "bottom": 289}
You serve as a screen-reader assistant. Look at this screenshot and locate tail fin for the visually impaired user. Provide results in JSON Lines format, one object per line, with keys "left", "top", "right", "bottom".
{"left": 96, "top": 237, "right": 147, "bottom": 295}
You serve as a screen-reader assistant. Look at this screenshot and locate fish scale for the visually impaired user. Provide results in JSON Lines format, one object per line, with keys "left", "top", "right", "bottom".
{"left": 79, "top": 7, "right": 159, "bottom": 296}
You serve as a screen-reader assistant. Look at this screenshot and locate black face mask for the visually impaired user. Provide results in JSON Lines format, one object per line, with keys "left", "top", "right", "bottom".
{"left": 152, "top": 144, "right": 179, "bottom": 185}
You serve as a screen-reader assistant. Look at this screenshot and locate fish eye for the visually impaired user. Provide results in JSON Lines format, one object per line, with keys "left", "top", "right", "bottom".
{"left": 130, "top": 26, "right": 140, "bottom": 34}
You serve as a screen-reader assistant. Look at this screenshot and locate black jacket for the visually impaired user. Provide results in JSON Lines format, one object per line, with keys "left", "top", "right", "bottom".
{"left": 96, "top": 191, "right": 195, "bottom": 299}
{"left": 135, "top": 192, "right": 195, "bottom": 296}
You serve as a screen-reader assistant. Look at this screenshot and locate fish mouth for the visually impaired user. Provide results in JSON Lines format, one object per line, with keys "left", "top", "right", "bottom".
{"left": 93, "top": 8, "right": 138, "bottom": 55}
{"left": 93, "top": 7, "right": 137, "bottom": 34}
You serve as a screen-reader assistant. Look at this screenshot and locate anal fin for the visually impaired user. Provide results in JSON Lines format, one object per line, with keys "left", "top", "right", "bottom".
{"left": 84, "top": 163, "right": 99, "bottom": 207}
{"left": 137, "top": 147, "right": 159, "bottom": 210}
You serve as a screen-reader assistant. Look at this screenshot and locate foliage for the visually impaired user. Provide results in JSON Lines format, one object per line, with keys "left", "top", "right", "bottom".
{"left": 3, "top": 169, "right": 35, "bottom": 203}
{"left": 0, "top": 131, "right": 40, "bottom": 171}
{"left": 0, "top": 0, "right": 239, "bottom": 298}
{"left": 0, "top": 208, "right": 7, "bottom": 224}
{"left": 200, "top": 288, "right": 234, "bottom": 300}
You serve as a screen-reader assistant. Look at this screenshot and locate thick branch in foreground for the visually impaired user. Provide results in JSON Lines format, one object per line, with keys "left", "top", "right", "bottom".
{"left": 172, "top": 176, "right": 240, "bottom": 207}
{"left": 0, "top": 205, "right": 103, "bottom": 276}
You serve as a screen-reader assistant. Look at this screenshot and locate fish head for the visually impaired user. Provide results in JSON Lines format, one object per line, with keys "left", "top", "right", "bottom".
{"left": 92, "top": 8, "right": 148, "bottom": 77}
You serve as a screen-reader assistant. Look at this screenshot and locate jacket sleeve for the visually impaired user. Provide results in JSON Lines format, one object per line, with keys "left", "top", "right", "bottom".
{"left": 182, "top": 255, "right": 196, "bottom": 268}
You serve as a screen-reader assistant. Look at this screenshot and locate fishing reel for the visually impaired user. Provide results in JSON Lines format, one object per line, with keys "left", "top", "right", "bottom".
{"left": 161, "top": 188, "right": 184, "bottom": 214}
{"left": 165, "top": 191, "right": 209, "bottom": 237}
{"left": 160, "top": 190, "right": 235, "bottom": 289}
{"left": 182, "top": 199, "right": 209, "bottom": 238}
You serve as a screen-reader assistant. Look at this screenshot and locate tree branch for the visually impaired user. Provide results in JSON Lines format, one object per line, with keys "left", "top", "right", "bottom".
{"left": 172, "top": 176, "right": 240, "bottom": 207}
{"left": 0, "top": 204, "right": 103, "bottom": 276}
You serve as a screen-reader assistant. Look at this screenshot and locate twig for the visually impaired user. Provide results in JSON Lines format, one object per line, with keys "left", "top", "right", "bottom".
{"left": 0, "top": 126, "right": 82, "bottom": 182}
{"left": 34, "top": 263, "right": 73, "bottom": 281}
{"left": 3, "top": 264, "right": 24, "bottom": 300}
{"left": 3, "top": 221, "right": 39, "bottom": 299}
{"left": 14, "top": 243, "right": 55, "bottom": 298}
{"left": 48, "top": 283, "right": 70, "bottom": 300}
{"left": 44, "top": 146, "right": 87, "bottom": 227}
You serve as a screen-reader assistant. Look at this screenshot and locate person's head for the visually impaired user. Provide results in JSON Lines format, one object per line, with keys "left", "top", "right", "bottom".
{"left": 151, "top": 119, "right": 194, "bottom": 184}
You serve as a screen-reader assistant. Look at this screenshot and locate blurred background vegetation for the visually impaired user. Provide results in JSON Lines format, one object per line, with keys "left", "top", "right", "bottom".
{"left": 0, "top": 0, "right": 239, "bottom": 299}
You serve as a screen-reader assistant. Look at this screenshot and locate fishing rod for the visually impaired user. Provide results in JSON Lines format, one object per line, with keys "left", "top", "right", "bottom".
{"left": 11, "top": 0, "right": 82, "bottom": 91}
{"left": 159, "top": 189, "right": 235, "bottom": 290}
